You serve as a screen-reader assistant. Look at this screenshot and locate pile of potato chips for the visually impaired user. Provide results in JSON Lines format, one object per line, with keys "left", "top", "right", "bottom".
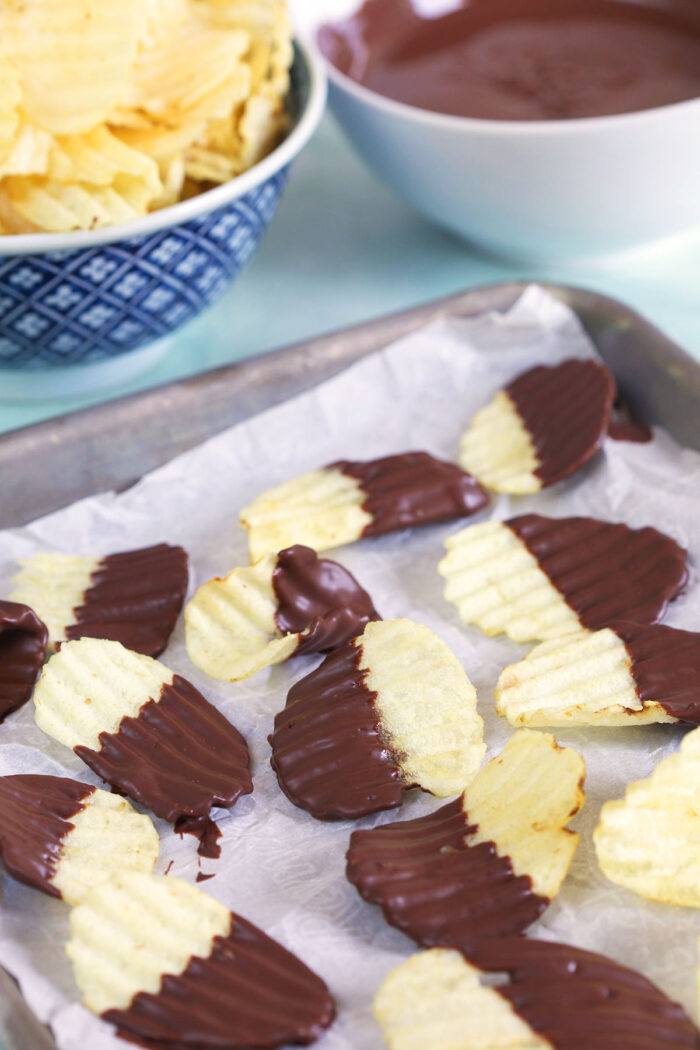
{"left": 0, "top": 0, "right": 293, "bottom": 234}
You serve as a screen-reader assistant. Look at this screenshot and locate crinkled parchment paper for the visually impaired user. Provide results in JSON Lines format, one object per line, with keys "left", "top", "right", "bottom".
{"left": 1, "top": 286, "right": 699, "bottom": 1049}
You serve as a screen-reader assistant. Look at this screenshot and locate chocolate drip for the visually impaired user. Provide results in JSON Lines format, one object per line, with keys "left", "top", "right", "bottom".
{"left": 506, "top": 360, "right": 615, "bottom": 486}
{"left": 104, "top": 915, "right": 336, "bottom": 1050}
{"left": 612, "top": 620, "right": 700, "bottom": 724}
{"left": 319, "top": 0, "right": 700, "bottom": 122}
{"left": 0, "top": 601, "right": 48, "bottom": 722}
{"left": 66, "top": 544, "right": 188, "bottom": 658}
{"left": 507, "top": 514, "right": 688, "bottom": 629}
{"left": 608, "top": 420, "right": 654, "bottom": 443}
{"left": 347, "top": 797, "right": 547, "bottom": 949}
{"left": 272, "top": 544, "right": 380, "bottom": 655}
{"left": 269, "top": 642, "right": 404, "bottom": 820}
{"left": 470, "top": 938, "right": 700, "bottom": 1049}
{"left": 331, "top": 452, "right": 488, "bottom": 537}
{"left": 0, "top": 774, "right": 92, "bottom": 897}
{"left": 75, "top": 675, "right": 252, "bottom": 857}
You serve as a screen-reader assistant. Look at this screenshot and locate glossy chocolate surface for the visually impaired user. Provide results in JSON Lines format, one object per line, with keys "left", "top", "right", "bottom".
{"left": 506, "top": 359, "right": 616, "bottom": 486}
{"left": 75, "top": 675, "right": 252, "bottom": 857}
{"left": 319, "top": 0, "right": 700, "bottom": 121}
{"left": 507, "top": 514, "right": 688, "bottom": 629}
{"left": 613, "top": 620, "right": 700, "bottom": 724}
{"left": 0, "top": 600, "right": 48, "bottom": 722}
{"left": 0, "top": 774, "right": 91, "bottom": 898}
{"left": 270, "top": 641, "right": 404, "bottom": 820}
{"left": 332, "top": 452, "right": 487, "bottom": 537}
{"left": 66, "top": 543, "right": 188, "bottom": 658}
{"left": 471, "top": 938, "right": 700, "bottom": 1049}
{"left": 347, "top": 796, "right": 547, "bottom": 949}
{"left": 105, "top": 914, "right": 335, "bottom": 1050}
{"left": 273, "top": 544, "right": 380, "bottom": 654}
{"left": 608, "top": 420, "right": 654, "bottom": 443}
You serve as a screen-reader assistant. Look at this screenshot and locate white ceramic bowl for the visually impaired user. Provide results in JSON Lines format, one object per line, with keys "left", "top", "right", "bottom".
{"left": 295, "top": 1, "right": 700, "bottom": 262}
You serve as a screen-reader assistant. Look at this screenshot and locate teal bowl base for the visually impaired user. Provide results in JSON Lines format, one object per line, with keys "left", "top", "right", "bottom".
{"left": 0, "top": 335, "right": 173, "bottom": 402}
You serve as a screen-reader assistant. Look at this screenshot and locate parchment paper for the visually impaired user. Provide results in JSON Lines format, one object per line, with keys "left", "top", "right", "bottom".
{"left": 1, "top": 285, "right": 699, "bottom": 1049}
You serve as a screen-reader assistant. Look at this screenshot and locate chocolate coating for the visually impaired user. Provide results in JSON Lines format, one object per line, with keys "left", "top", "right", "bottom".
{"left": 272, "top": 544, "right": 380, "bottom": 655}
{"left": 612, "top": 620, "right": 700, "bottom": 724}
{"left": 105, "top": 914, "right": 336, "bottom": 1050}
{"left": 507, "top": 514, "right": 688, "bottom": 629}
{"left": 470, "top": 938, "right": 700, "bottom": 1049}
{"left": 506, "top": 359, "right": 616, "bottom": 486}
{"left": 65, "top": 543, "right": 188, "bottom": 658}
{"left": 347, "top": 796, "right": 547, "bottom": 949}
{"left": 608, "top": 420, "right": 654, "bottom": 443}
{"left": 331, "top": 452, "right": 488, "bottom": 537}
{"left": 75, "top": 675, "right": 252, "bottom": 857}
{"left": 319, "top": 0, "right": 700, "bottom": 121}
{"left": 0, "top": 600, "right": 48, "bottom": 722}
{"left": 0, "top": 774, "right": 92, "bottom": 898}
{"left": 269, "top": 641, "right": 404, "bottom": 820}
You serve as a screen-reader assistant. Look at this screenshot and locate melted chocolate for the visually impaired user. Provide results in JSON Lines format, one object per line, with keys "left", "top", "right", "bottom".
{"left": 470, "top": 938, "right": 700, "bottom": 1049}
{"left": 507, "top": 514, "right": 688, "bottom": 629}
{"left": 608, "top": 420, "right": 654, "bottom": 443}
{"left": 105, "top": 915, "right": 336, "bottom": 1050}
{"left": 65, "top": 544, "right": 188, "bottom": 658}
{"left": 346, "top": 796, "right": 547, "bottom": 949}
{"left": 273, "top": 544, "right": 380, "bottom": 655}
{"left": 0, "top": 601, "right": 48, "bottom": 722}
{"left": 269, "top": 641, "right": 404, "bottom": 820}
{"left": 0, "top": 774, "right": 91, "bottom": 898}
{"left": 612, "top": 620, "right": 700, "bottom": 724}
{"left": 75, "top": 675, "right": 252, "bottom": 857}
{"left": 331, "top": 452, "right": 488, "bottom": 537}
{"left": 506, "top": 360, "right": 616, "bottom": 486}
{"left": 319, "top": 0, "right": 700, "bottom": 121}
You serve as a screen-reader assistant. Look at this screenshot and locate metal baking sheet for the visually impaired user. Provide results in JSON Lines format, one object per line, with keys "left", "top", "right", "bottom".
{"left": 0, "top": 280, "right": 699, "bottom": 1050}
{"left": 1, "top": 280, "right": 699, "bottom": 530}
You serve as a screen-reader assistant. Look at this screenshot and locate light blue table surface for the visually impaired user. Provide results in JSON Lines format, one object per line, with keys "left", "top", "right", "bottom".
{"left": 0, "top": 113, "right": 699, "bottom": 437}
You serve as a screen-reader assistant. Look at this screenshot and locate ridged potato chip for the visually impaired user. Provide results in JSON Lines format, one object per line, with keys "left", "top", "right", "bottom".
{"left": 0, "top": 774, "right": 159, "bottom": 906}
{"left": 460, "top": 391, "right": 541, "bottom": 494}
{"left": 3, "top": 0, "right": 141, "bottom": 135}
{"left": 594, "top": 726, "right": 700, "bottom": 907}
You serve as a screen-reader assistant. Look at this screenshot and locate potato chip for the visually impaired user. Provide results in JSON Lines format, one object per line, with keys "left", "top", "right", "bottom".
{"left": 459, "top": 391, "right": 541, "bottom": 494}
{"left": 594, "top": 726, "right": 700, "bottom": 907}
{"left": 270, "top": 618, "right": 486, "bottom": 820}
{"left": 3, "top": 0, "right": 141, "bottom": 135}
{"left": 346, "top": 729, "right": 584, "bottom": 950}
{"left": 11, "top": 553, "right": 99, "bottom": 646}
{"left": 374, "top": 950, "right": 549, "bottom": 1050}
{"left": 0, "top": 121, "right": 53, "bottom": 179}
{"left": 67, "top": 870, "right": 335, "bottom": 1048}
{"left": 0, "top": 774, "right": 159, "bottom": 906}
{"left": 47, "top": 126, "right": 161, "bottom": 194}
{"left": 0, "top": 58, "right": 21, "bottom": 158}
{"left": 496, "top": 628, "right": 678, "bottom": 727}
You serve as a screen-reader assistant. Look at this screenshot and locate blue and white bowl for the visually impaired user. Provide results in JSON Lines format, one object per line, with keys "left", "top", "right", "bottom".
{"left": 0, "top": 39, "right": 326, "bottom": 376}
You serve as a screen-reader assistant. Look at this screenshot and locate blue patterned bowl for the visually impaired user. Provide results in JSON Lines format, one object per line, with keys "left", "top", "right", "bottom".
{"left": 0, "top": 40, "right": 325, "bottom": 373}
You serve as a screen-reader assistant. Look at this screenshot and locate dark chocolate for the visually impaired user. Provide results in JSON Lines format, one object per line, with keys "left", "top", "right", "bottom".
{"left": 273, "top": 544, "right": 380, "bottom": 655}
{"left": 506, "top": 360, "right": 616, "bottom": 486}
{"left": 0, "top": 600, "right": 48, "bottom": 722}
{"left": 330, "top": 452, "right": 488, "bottom": 537}
{"left": 507, "top": 514, "right": 688, "bottom": 629}
{"left": 0, "top": 774, "right": 92, "bottom": 898}
{"left": 319, "top": 0, "right": 700, "bottom": 121}
{"left": 75, "top": 674, "right": 252, "bottom": 857}
{"left": 347, "top": 796, "right": 547, "bottom": 949}
{"left": 65, "top": 544, "right": 188, "bottom": 658}
{"left": 104, "top": 915, "right": 336, "bottom": 1050}
{"left": 608, "top": 420, "right": 654, "bottom": 443}
{"left": 612, "top": 620, "right": 700, "bottom": 724}
{"left": 269, "top": 641, "right": 405, "bottom": 820}
{"left": 470, "top": 938, "right": 700, "bottom": 1049}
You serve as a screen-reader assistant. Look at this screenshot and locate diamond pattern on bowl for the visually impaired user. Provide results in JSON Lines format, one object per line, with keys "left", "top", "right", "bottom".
{"left": 0, "top": 167, "right": 289, "bottom": 368}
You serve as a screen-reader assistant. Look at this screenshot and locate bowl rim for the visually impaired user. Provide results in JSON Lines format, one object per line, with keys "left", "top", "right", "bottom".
{"left": 0, "top": 36, "right": 327, "bottom": 257}
{"left": 320, "top": 39, "right": 700, "bottom": 135}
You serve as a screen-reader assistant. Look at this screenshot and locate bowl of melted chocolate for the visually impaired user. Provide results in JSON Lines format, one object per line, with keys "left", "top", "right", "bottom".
{"left": 310, "top": 0, "right": 700, "bottom": 260}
